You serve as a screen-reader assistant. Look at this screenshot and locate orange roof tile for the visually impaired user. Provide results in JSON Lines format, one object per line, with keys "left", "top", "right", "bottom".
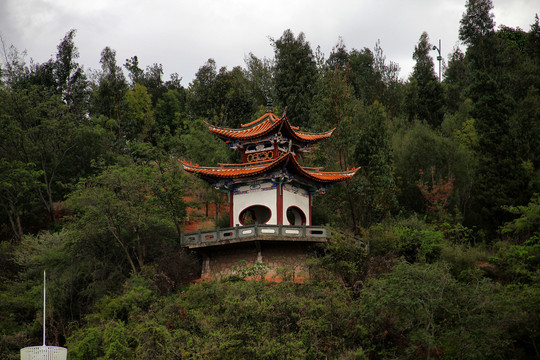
{"left": 182, "top": 153, "right": 359, "bottom": 184}
{"left": 240, "top": 112, "right": 279, "bottom": 127}
{"left": 205, "top": 112, "right": 335, "bottom": 143}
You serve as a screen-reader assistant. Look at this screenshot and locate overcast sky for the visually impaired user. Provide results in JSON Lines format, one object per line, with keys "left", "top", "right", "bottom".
{"left": 1, "top": 0, "right": 538, "bottom": 86}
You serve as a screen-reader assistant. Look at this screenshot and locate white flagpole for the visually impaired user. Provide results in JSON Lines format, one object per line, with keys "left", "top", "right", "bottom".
{"left": 43, "top": 270, "right": 46, "bottom": 346}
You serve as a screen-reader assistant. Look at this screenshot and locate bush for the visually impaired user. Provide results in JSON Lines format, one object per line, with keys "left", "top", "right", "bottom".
{"left": 440, "top": 244, "right": 485, "bottom": 280}
{"left": 358, "top": 262, "right": 514, "bottom": 359}
{"left": 365, "top": 216, "right": 443, "bottom": 263}
{"left": 307, "top": 229, "right": 368, "bottom": 288}
{"left": 489, "top": 236, "right": 540, "bottom": 284}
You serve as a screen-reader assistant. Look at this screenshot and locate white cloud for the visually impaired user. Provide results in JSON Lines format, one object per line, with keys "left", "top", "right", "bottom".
{"left": 1, "top": 0, "right": 538, "bottom": 85}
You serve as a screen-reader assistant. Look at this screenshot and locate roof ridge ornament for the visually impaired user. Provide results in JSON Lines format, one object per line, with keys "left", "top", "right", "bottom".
{"left": 266, "top": 98, "right": 273, "bottom": 113}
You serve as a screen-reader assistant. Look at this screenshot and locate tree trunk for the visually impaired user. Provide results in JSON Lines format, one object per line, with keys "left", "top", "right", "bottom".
{"left": 4, "top": 199, "right": 24, "bottom": 241}
{"left": 111, "top": 230, "right": 138, "bottom": 275}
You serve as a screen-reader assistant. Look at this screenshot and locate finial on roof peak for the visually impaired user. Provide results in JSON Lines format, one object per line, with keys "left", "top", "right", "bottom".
{"left": 266, "top": 98, "right": 273, "bottom": 113}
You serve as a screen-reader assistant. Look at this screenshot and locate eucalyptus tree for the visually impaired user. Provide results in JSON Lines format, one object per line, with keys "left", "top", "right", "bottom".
{"left": 53, "top": 29, "right": 89, "bottom": 118}
{"left": 124, "top": 56, "right": 169, "bottom": 107}
{"left": 187, "top": 60, "right": 256, "bottom": 128}
{"left": 244, "top": 53, "right": 274, "bottom": 108}
{"left": 90, "top": 47, "right": 129, "bottom": 138}
{"left": 272, "top": 29, "right": 319, "bottom": 129}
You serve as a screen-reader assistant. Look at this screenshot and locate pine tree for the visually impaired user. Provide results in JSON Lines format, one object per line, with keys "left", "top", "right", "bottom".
{"left": 407, "top": 32, "right": 443, "bottom": 126}
{"left": 459, "top": 0, "right": 496, "bottom": 71}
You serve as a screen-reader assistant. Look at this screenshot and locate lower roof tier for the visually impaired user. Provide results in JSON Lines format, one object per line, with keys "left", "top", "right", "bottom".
{"left": 182, "top": 152, "right": 359, "bottom": 186}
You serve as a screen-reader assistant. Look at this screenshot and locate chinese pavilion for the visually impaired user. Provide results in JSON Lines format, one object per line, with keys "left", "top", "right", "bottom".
{"left": 181, "top": 106, "right": 360, "bottom": 279}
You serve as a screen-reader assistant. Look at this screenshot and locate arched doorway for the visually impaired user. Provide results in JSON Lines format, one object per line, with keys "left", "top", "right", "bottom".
{"left": 239, "top": 205, "right": 271, "bottom": 225}
{"left": 286, "top": 206, "right": 306, "bottom": 226}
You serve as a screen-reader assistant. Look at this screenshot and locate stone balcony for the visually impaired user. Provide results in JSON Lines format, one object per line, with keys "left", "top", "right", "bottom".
{"left": 181, "top": 224, "right": 329, "bottom": 249}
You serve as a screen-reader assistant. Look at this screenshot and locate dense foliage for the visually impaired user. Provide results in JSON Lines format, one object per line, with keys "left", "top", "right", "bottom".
{"left": 1, "top": 1, "right": 540, "bottom": 358}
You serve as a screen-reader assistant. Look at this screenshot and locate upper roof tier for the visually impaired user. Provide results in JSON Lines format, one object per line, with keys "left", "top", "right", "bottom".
{"left": 204, "top": 111, "right": 335, "bottom": 144}
{"left": 182, "top": 152, "right": 359, "bottom": 185}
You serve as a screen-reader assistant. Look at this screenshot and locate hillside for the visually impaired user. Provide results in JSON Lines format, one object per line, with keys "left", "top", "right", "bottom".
{"left": 1, "top": 1, "right": 540, "bottom": 358}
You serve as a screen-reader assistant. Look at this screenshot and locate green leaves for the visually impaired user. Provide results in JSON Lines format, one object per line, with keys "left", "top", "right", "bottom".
{"left": 180, "top": 119, "right": 232, "bottom": 165}
{"left": 187, "top": 60, "right": 257, "bottom": 128}
{"left": 124, "top": 84, "right": 154, "bottom": 141}
{"left": 360, "top": 261, "right": 514, "bottom": 359}
{"left": 0, "top": 159, "right": 43, "bottom": 240}
{"left": 273, "top": 30, "right": 318, "bottom": 129}
{"left": 501, "top": 194, "right": 540, "bottom": 240}
{"left": 459, "top": 0, "right": 495, "bottom": 46}
{"left": 67, "top": 277, "right": 366, "bottom": 360}
{"left": 407, "top": 32, "right": 443, "bottom": 126}
{"left": 67, "top": 161, "right": 187, "bottom": 275}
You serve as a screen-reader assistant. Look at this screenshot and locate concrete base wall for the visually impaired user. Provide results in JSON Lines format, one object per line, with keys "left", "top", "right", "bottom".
{"left": 198, "top": 241, "right": 317, "bottom": 281}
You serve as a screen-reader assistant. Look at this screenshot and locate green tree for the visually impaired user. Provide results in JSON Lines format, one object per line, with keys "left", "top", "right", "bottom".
{"left": 186, "top": 59, "right": 218, "bottom": 121}
{"left": 213, "top": 66, "right": 256, "bottom": 127}
{"left": 124, "top": 55, "right": 144, "bottom": 85}
{"left": 325, "top": 37, "right": 349, "bottom": 72}
{"left": 124, "top": 83, "right": 154, "bottom": 141}
{"left": 272, "top": 29, "right": 319, "bottom": 129}
{"left": 393, "top": 121, "right": 473, "bottom": 218}
{"left": 244, "top": 53, "right": 275, "bottom": 108}
{"left": 444, "top": 47, "right": 468, "bottom": 113}
{"left": 347, "top": 47, "right": 381, "bottom": 105}
{"left": 0, "top": 160, "right": 42, "bottom": 241}
{"left": 187, "top": 60, "right": 256, "bottom": 127}
{"left": 527, "top": 14, "right": 540, "bottom": 61}
{"left": 53, "top": 29, "right": 88, "bottom": 118}
{"left": 90, "top": 47, "right": 129, "bottom": 137}
{"left": 309, "top": 66, "right": 361, "bottom": 230}
{"left": 0, "top": 39, "right": 114, "bottom": 238}
{"left": 151, "top": 153, "right": 190, "bottom": 241}
{"left": 124, "top": 56, "right": 169, "bottom": 107}
{"left": 180, "top": 119, "right": 232, "bottom": 165}
{"left": 459, "top": 0, "right": 496, "bottom": 71}
{"left": 67, "top": 163, "right": 185, "bottom": 275}
{"left": 372, "top": 40, "right": 403, "bottom": 118}
{"left": 467, "top": 72, "right": 528, "bottom": 233}
{"left": 0, "top": 86, "right": 79, "bottom": 226}
{"left": 406, "top": 32, "right": 444, "bottom": 126}
{"left": 360, "top": 262, "right": 510, "bottom": 359}
{"left": 353, "top": 102, "right": 397, "bottom": 227}
{"left": 153, "top": 88, "right": 188, "bottom": 151}
{"left": 511, "top": 86, "right": 540, "bottom": 193}
{"left": 459, "top": 0, "right": 495, "bottom": 46}
{"left": 491, "top": 194, "right": 540, "bottom": 283}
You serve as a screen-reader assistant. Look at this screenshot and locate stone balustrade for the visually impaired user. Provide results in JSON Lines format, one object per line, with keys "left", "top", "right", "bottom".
{"left": 181, "top": 224, "right": 329, "bottom": 249}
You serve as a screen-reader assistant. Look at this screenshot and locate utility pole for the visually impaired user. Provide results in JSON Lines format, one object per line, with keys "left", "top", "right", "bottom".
{"left": 432, "top": 39, "right": 442, "bottom": 83}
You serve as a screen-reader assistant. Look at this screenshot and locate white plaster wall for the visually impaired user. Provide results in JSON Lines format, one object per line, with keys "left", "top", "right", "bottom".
{"left": 233, "top": 182, "right": 277, "bottom": 225}
{"left": 282, "top": 185, "right": 310, "bottom": 225}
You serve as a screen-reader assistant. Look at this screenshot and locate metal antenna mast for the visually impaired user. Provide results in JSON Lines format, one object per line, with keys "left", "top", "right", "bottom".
{"left": 432, "top": 39, "right": 442, "bottom": 83}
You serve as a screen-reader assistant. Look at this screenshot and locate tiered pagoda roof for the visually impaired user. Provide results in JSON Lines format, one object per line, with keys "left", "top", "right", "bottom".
{"left": 183, "top": 109, "right": 359, "bottom": 187}
{"left": 204, "top": 111, "right": 335, "bottom": 144}
{"left": 182, "top": 152, "right": 359, "bottom": 184}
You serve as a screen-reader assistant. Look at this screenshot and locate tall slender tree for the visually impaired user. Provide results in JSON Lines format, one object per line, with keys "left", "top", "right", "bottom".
{"left": 53, "top": 29, "right": 88, "bottom": 118}
{"left": 459, "top": 0, "right": 496, "bottom": 71}
{"left": 90, "top": 47, "right": 128, "bottom": 135}
{"left": 244, "top": 53, "right": 274, "bottom": 107}
{"left": 272, "top": 30, "right": 318, "bottom": 129}
{"left": 406, "top": 32, "right": 444, "bottom": 126}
